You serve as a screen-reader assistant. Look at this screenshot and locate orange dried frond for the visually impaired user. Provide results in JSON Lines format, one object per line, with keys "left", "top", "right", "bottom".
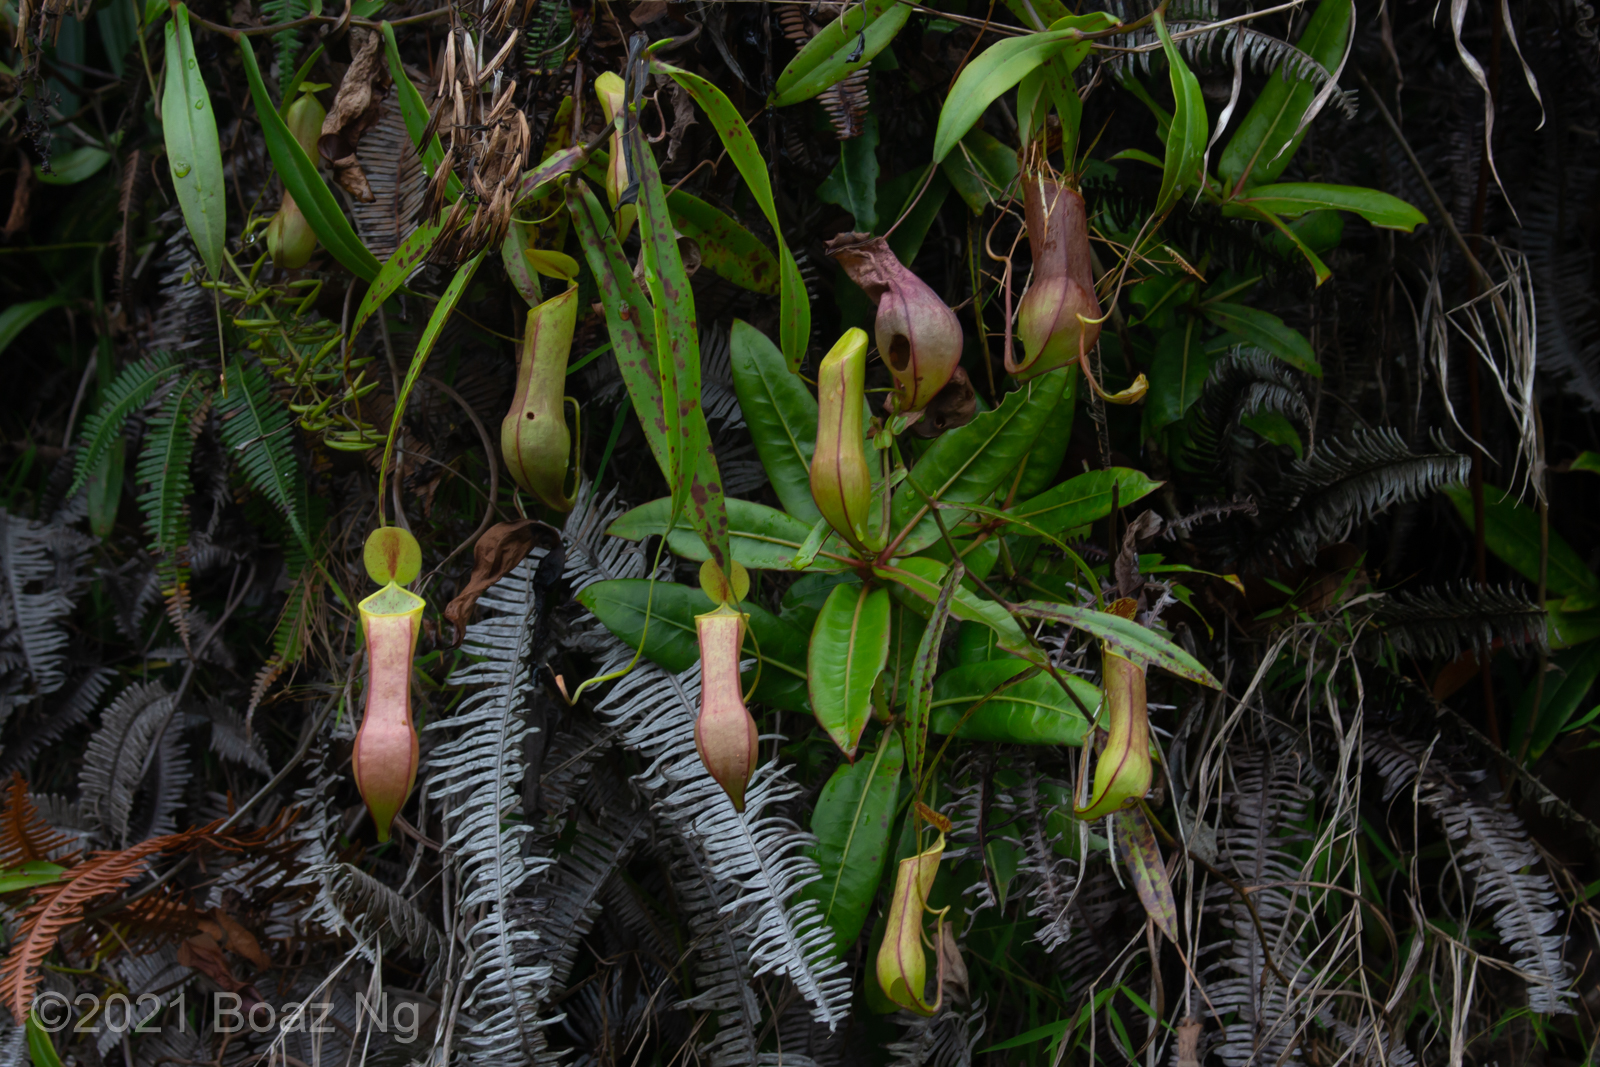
{"left": 0, "top": 837, "right": 167, "bottom": 1023}
{"left": 0, "top": 773, "right": 74, "bottom": 868}
{"left": 0, "top": 809, "right": 305, "bottom": 1023}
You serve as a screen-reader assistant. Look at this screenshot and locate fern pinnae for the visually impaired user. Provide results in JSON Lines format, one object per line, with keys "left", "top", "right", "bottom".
{"left": 219, "top": 359, "right": 311, "bottom": 556}
{"left": 1259, "top": 428, "right": 1469, "bottom": 562}
{"left": 1364, "top": 583, "right": 1546, "bottom": 659}
{"left": 594, "top": 656, "right": 852, "bottom": 1028}
{"left": 136, "top": 373, "right": 205, "bottom": 653}
{"left": 69, "top": 352, "right": 177, "bottom": 497}
{"left": 0, "top": 510, "right": 82, "bottom": 699}
{"left": 79, "top": 681, "right": 180, "bottom": 846}
{"left": 531, "top": 812, "right": 648, "bottom": 994}
{"left": 430, "top": 557, "right": 559, "bottom": 1065}
{"left": 1366, "top": 732, "right": 1576, "bottom": 1014}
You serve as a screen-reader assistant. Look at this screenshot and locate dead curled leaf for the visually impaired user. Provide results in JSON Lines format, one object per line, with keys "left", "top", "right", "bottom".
{"left": 319, "top": 27, "right": 385, "bottom": 202}
{"left": 177, "top": 931, "right": 264, "bottom": 1010}
{"left": 443, "top": 519, "right": 561, "bottom": 647}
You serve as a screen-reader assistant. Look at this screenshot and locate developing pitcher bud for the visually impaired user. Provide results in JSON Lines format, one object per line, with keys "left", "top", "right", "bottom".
{"left": 501, "top": 286, "right": 579, "bottom": 511}
{"left": 285, "top": 92, "right": 327, "bottom": 157}
{"left": 1009, "top": 174, "right": 1103, "bottom": 381}
{"left": 594, "top": 71, "right": 635, "bottom": 242}
{"left": 1075, "top": 599, "right": 1152, "bottom": 820}
{"left": 354, "top": 583, "right": 425, "bottom": 841}
{"left": 267, "top": 196, "right": 317, "bottom": 268}
{"left": 695, "top": 606, "right": 759, "bottom": 812}
{"left": 826, "top": 233, "right": 963, "bottom": 414}
{"left": 810, "top": 329, "right": 873, "bottom": 551}
{"left": 268, "top": 92, "right": 328, "bottom": 269}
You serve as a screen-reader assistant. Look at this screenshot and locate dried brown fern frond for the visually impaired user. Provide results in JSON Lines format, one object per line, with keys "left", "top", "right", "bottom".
{"left": 0, "top": 835, "right": 170, "bottom": 1022}
{"left": 0, "top": 810, "right": 302, "bottom": 1023}
{"left": 0, "top": 773, "right": 73, "bottom": 868}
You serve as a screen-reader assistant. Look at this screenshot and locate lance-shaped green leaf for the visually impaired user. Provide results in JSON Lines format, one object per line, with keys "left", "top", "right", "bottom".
{"left": 1153, "top": 12, "right": 1208, "bottom": 215}
{"left": 1013, "top": 600, "right": 1220, "bottom": 686}
{"left": 818, "top": 115, "right": 879, "bottom": 230}
{"left": 1010, "top": 467, "right": 1161, "bottom": 538}
{"left": 378, "top": 254, "right": 483, "bottom": 502}
{"left": 729, "top": 320, "right": 821, "bottom": 521}
{"left": 577, "top": 579, "right": 812, "bottom": 712}
{"left": 932, "top": 15, "right": 1115, "bottom": 164}
{"left": 239, "top": 36, "right": 381, "bottom": 281}
{"left": 930, "top": 659, "right": 1098, "bottom": 744}
{"left": 381, "top": 22, "right": 461, "bottom": 200}
{"left": 1217, "top": 0, "right": 1351, "bottom": 190}
{"left": 1445, "top": 484, "right": 1600, "bottom": 609}
{"left": 805, "top": 731, "right": 905, "bottom": 953}
{"left": 906, "top": 562, "right": 962, "bottom": 781}
{"left": 1514, "top": 644, "right": 1600, "bottom": 764}
{"left": 1224, "top": 182, "right": 1426, "bottom": 231}
{"left": 890, "top": 369, "right": 1068, "bottom": 555}
{"left": 669, "top": 191, "right": 780, "bottom": 295}
{"left": 629, "top": 119, "right": 732, "bottom": 572}
{"left": 607, "top": 496, "right": 838, "bottom": 571}
{"left": 942, "top": 127, "right": 1020, "bottom": 213}
{"left": 162, "top": 5, "right": 225, "bottom": 276}
{"left": 27, "top": 1012, "right": 65, "bottom": 1067}
{"left": 1114, "top": 807, "right": 1178, "bottom": 940}
{"left": 512, "top": 144, "right": 589, "bottom": 204}
{"left": 810, "top": 583, "right": 893, "bottom": 757}
{"left": 0, "top": 862, "right": 66, "bottom": 894}
{"left": 1200, "top": 302, "right": 1320, "bottom": 376}
{"left": 351, "top": 222, "right": 441, "bottom": 338}
{"left": 569, "top": 182, "right": 728, "bottom": 532}
{"left": 876, "top": 557, "right": 1041, "bottom": 666}
{"left": 1144, "top": 322, "right": 1212, "bottom": 435}
{"left": 773, "top": 0, "right": 911, "bottom": 106}
{"left": 656, "top": 60, "right": 811, "bottom": 371}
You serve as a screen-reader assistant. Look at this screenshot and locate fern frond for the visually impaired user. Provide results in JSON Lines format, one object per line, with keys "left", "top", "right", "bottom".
{"left": 136, "top": 373, "right": 205, "bottom": 653}
{"left": 1364, "top": 583, "right": 1546, "bottom": 659}
{"left": 248, "top": 536, "right": 320, "bottom": 725}
{"left": 1017, "top": 770, "right": 1080, "bottom": 952}
{"left": 195, "top": 702, "right": 271, "bottom": 774}
{"left": 884, "top": 1004, "right": 987, "bottom": 1067}
{"left": 431, "top": 558, "right": 562, "bottom": 1066}
{"left": 69, "top": 352, "right": 177, "bottom": 497}
{"left": 0, "top": 814, "right": 300, "bottom": 1027}
{"left": 317, "top": 862, "right": 447, "bottom": 963}
{"left": 219, "top": 359, "right": 310, "bottom": 555}
{"left": 0, "top": 834, "right": 171, "bottom": 1022}
{"left": 1257, "top": 428, "right": 1468, "bottom": 562}
{"left": 0, "top": 773, "right": 74, "bottom": 867}
{"left": 0, "top": 666, "right": 115, "bottom": 777}
{"left": 524, "top": 0, "right": 573, "bottom": 74}
{"left": 1203, "top": 742, "right": 1320, "bottom": 1067}
{"left": 666, "top": 831, "right": 770, "bottom": 1066}
{"left": 0, "top": 511, "right": 87, "bottom": 700}
{"left": 259, "top": 0, "right": 309, "bottom": 73}
{"left": 79, "top": 681, "right": 180, "bottom": 846}
{"left": 1178, "top": 348, "right": 1309, "bottom": 500}
{"left": 532, "top": 813, "right": 648, "bottom": 992}
{"left": 1366, "top": 732, "right": 1575, "bottom": 1014}
{"left": 1323, "top": 1015, "right": 1418, "bottom": 1067}
{"left": 595, "top": 656, "right": 852, "bottom": 1028}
